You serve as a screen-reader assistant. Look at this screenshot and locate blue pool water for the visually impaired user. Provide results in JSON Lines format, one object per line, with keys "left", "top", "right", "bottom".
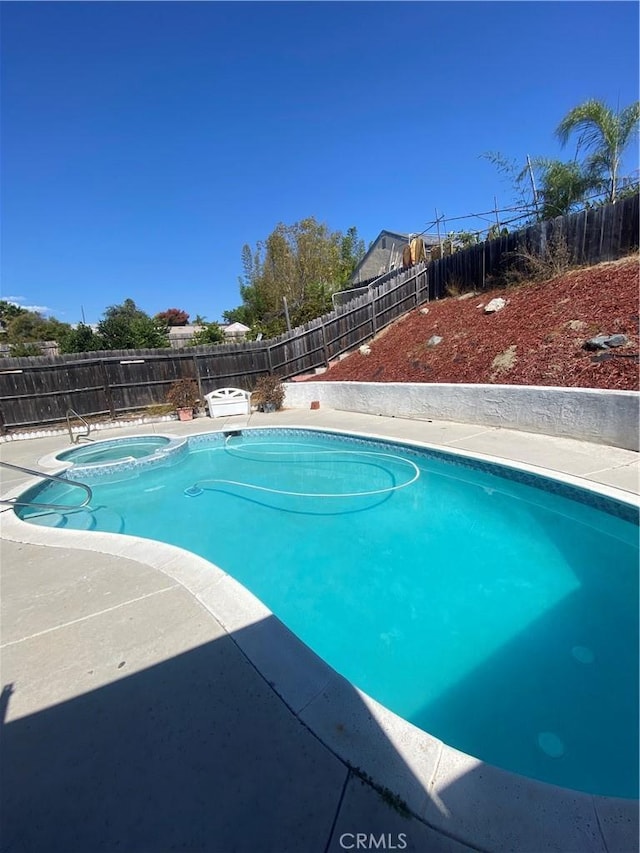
{"left": 18, "top": 429, "right": 639, "bottom": 797}
{"left": 56, "top": 436, "right": 171, "bottom": 465}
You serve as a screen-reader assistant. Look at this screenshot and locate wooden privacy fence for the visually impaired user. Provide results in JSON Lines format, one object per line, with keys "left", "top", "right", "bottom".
{"left": 0, "top": 195, "right": 638, "bottom": 432}
{"left": 427, "top": 192, "right": 639, "bottom": 296}
{"left": 0, "top": 264, "right": 430, "bottom": 431}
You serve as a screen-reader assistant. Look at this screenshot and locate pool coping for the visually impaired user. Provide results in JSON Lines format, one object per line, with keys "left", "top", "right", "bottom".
{"left": 1, "top": 423, "right": 638, "bottom": 852}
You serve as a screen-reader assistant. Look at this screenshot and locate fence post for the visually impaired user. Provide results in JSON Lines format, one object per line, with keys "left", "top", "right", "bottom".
{"left": 370, "top": 289, "right": 377, "bottom": 336}
{"left": 320, "top": 322, "right": 330, "bottom": 367}
{"left": 266, "top": 345, "right": 273, "bottom": 375}
{"left": 99, "top": 360, "right": 115, "bottom": 418}
{"left": 192, "top": 353, "right": 204, "bottom": 403}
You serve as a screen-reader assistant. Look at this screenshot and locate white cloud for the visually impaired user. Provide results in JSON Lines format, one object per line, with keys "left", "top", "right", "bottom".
{"left": 2, "top": 296, "right": 54, "bottom": 315}
{"left": 24, "top": 305, "right": 54, "bottom": 314}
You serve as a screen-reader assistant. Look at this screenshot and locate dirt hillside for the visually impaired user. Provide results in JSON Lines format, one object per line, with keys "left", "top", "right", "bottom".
{"left": 310, "top": 255, "right": 639, "bottom": 391}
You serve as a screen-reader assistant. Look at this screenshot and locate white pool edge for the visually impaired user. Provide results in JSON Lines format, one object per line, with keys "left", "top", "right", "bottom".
{"left": 1, "top": 424, "right": 637, "bottom": 852}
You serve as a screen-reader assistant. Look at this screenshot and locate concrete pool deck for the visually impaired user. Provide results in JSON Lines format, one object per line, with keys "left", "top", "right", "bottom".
{"left": 1, "top": 408, "right": 638, "bottom": 853}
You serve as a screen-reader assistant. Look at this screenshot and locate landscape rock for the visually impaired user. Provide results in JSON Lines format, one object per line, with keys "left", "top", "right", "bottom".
{"left": 583, "top": 334, "right": 629, "bottom": 351}
{"left": 567, "top": 319, "right": 587, "bottom": 331}
{"left": 490, "top": 345, "right": 517, "bottom": 376}
{"left": 584, "top": 335, "right": 610, "bottom": 350}
{"left": 419, "top": 307, "right": 429, "bottom": 315}
{"left": 359, "top": 344, "right": 372, "bottom": 356}
{"left": 484, "top": 297, "right": 507, "bottom": 314}
{"left": 427, "top": 335, "right": 443, "bottom": 347}
{"left": 605, "top": 334, "right": 628, "bottom": 347}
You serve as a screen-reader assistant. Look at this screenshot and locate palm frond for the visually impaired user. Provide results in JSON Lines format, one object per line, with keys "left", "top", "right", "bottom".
{"left": 619, "top": 102, "right": 640, "bottom": 146}
{"left": 556, "top": 100, "right": 616, "bottom": 148}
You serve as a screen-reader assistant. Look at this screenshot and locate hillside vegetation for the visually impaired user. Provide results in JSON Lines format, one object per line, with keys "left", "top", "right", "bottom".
{"left": 311, "top": 256, "right": 639, "bottom": 391}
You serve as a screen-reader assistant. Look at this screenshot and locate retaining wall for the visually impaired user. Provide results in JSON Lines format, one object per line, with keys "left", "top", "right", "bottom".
{"left": 284, "top": 382, "right": 640, "bottom": 451}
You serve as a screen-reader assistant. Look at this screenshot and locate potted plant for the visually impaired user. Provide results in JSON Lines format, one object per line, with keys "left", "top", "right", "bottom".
{"left": 251, "top": 375, "right": 285, "bottom": 413}
{"left": 166, "top": 377, "right": 199, "bottom": 421}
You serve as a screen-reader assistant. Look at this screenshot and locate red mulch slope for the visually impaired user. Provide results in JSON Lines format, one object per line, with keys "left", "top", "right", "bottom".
{"left": 311, "top": 256, "right": 639, "bottom": 390}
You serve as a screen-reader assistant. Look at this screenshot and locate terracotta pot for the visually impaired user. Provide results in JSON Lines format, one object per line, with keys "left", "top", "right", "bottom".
{"left": 177, "top": 407, "right": 194, "bottom": 421}
{"left": 310, "top": 400, "right": 320, "bottom": 410}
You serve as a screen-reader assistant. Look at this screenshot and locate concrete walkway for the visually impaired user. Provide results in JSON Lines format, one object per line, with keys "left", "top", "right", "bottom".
{"left": 1, "top": 409, "right": 638, "bottom": 853}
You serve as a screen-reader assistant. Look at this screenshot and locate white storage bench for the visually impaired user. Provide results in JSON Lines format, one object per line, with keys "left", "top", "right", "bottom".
{"left": 204, "top": 387, "right": 251, "bottom": 418}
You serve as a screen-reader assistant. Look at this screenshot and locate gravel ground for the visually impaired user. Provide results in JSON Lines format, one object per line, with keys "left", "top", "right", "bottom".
{"left": 313, "top": 255, "right": 639, "bottom": 390}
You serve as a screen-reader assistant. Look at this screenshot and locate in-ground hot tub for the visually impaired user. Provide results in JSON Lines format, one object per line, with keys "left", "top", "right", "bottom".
{"left": 55, "top": 436, "right": 173, "bottom": 465}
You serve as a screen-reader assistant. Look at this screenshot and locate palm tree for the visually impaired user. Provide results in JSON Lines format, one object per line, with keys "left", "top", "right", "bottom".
{"left": 556, "top": 99, "right": 640, "bottom": 203}
{"left": 525, "top": 158, "right": 598, "bottom": 219}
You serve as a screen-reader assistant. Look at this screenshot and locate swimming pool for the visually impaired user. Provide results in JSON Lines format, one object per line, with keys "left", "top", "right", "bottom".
{"left": 56, "top": 436, "right": 172, "bottom": 465}
{"left": 17, "top": 428, "right": 639, "bottom": 798}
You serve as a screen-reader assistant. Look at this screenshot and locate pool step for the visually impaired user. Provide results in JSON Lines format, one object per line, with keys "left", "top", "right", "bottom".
{"left": 62, "top": 510, "right": 95, "bottom": 531}
{"left": 32, "top": 506, "right": 126, "bottom": 534}
{"left": 30, "top": 512, "right": 66, "bottom": 528}
{"left": 90, "top": 507, "right": 125, "bottom": 534}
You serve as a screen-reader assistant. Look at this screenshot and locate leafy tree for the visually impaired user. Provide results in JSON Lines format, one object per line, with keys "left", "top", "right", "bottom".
{"left": 59, "top": 323, "right": 103, "bottom": 354}
{"left": 41, "top": 316, "right": 72, "bottom": 342}
{"left": 486, "top": 224, "right": 509, "bottom": 240}
{"left": 5, "top": 311, "right": 51, "bottom": 343}
{"left": 289, "top": 282, "right": 333, "bottom": 326}
{"left": 452, "top": 230, "right": 480, "bottom": 248}
{"left": 4, "top": 310, "right": 71, "bottom": 347}
{"left": 7, "top": 342, "right": 42, "bottom": 357}
{"left": 98, "top": 298, "right": 169, "bottom": 350}
{"left": 339, "top": 226, "right": 366, "bottom": 286}
{"left": 0, "top": 300, "right": 27, "bottom": 328}
{"left": 189, "top": 322, "right": 225, "bottom": 346}
{"left": 616, "top": 174, "right": 640, "bottom": 202}
{"left": 222, "top": 305, "right": 254, "bottom": 327}
{"left": 156, "top": 308, "right": 190, "bottom": 326}
{"left": 0, "top": 303, "right": 78, "bottom": 355}
{"left": 227, "top": 219, "right": 365, "bottom": 336}
{"left": 225, "top": 244, "right": 266, "bottom": 329}
{"left": 556, "top": 99, "right": 640, "bottom": 203}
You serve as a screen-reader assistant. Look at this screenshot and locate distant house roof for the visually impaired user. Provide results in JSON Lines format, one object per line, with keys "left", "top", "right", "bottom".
{"left": 167, "top": 322, "right": 251, "bottom": 349}
{"left": 168, "top": 324, "right": 205, "bottom": 338}
{"left": 0, "top": 340, "right": 59, "bottom": 357}
{"left": 167, "top": 325, "right": 205, "bottom": 349}
{"left": 222, "top": 322, "right": 251, "bottom": 334}
{"left": 71, "top": 323, "right": 99, "bottom": 332}
{"left": 350, "top": 230, "right": 441, "bottom": 285}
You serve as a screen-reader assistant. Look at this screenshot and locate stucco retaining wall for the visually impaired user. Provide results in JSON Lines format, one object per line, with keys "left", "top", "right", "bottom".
{"left": 284, "top": 382, "right": 640, "bottom": 451}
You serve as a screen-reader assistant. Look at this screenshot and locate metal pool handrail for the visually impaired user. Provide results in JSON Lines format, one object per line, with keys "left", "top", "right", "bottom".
{"left": 0, "top": 460, "right": 93, "bottom": 511}
{"left": 66, "top": 408, "right": 93, "bottom": 445}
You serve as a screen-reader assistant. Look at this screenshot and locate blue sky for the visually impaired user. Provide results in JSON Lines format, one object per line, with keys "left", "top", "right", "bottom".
{"left": 2, "top": 1, "right": 638, "bottom": 326}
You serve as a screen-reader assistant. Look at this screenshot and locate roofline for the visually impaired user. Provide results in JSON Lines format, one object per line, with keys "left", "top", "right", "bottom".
{"left": 379, "top": 229, "right": 409, "bottom": 241}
